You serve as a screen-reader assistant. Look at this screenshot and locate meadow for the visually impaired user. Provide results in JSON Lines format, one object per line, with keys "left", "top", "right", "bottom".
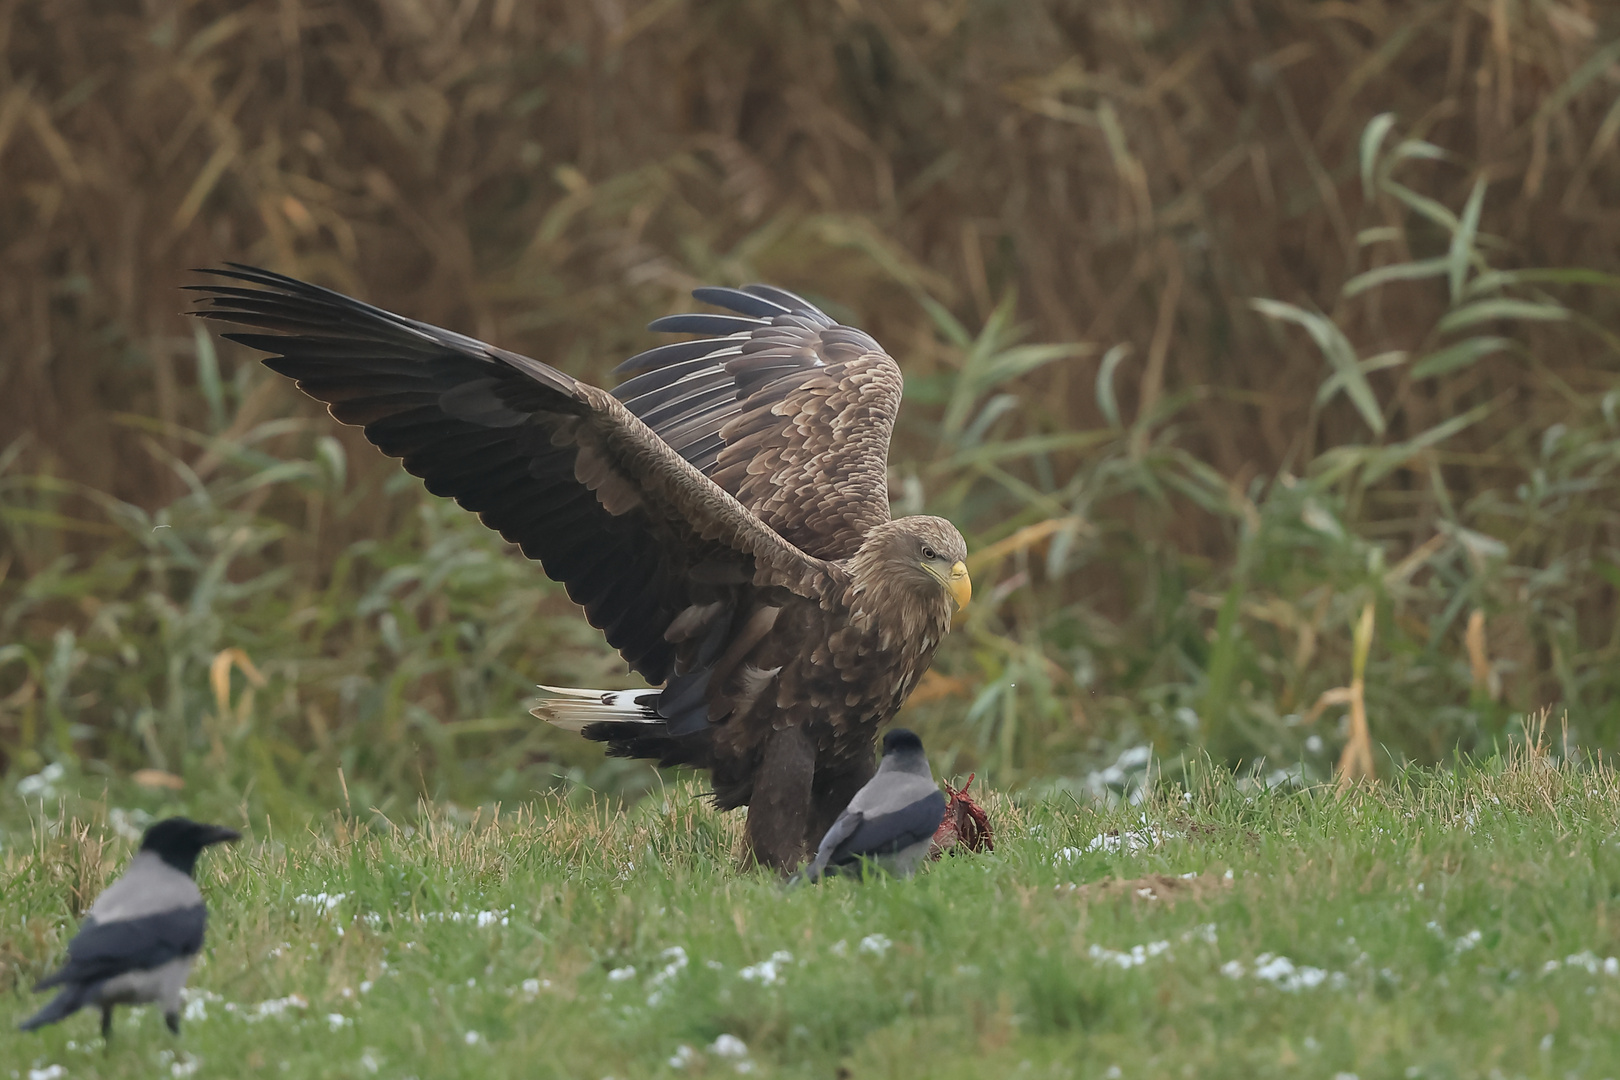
{"left": 3, "top": 0, "right": 1618, "bottom": 810}
{"left": 6, "top": 732, "right": 1620, "bottom": 1078}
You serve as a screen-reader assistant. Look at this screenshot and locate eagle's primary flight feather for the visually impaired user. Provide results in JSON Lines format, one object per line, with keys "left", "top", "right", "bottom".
{"left": 188, "top": 267, "right": 969, "bottom": 870}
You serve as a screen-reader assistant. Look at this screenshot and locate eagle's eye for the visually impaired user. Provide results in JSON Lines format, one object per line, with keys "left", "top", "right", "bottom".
{"left": 922, "top": 545, "right": 938, "bottom": 560}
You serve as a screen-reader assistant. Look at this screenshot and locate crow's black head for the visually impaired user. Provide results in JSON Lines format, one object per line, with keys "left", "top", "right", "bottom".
{"left": 140, "top": 817, "right": 241, "bottom": 875}
{"left": 881, "top": 728, "right": 924, "bottom": 755}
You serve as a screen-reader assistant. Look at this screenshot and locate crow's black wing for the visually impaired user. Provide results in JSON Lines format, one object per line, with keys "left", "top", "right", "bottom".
{"left": 34, "top": 906, "right": 206, "bottom": 990}
{"left": 830, "top": 790, "right": 946, "bottom": 865}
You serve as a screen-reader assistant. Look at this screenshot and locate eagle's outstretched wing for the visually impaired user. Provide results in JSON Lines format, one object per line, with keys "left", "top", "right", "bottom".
{"left": 613, "top": 286, "right": 901, "bottom": 561}
{"left": 187, "top": 266, "right": 832, "bottom": 705}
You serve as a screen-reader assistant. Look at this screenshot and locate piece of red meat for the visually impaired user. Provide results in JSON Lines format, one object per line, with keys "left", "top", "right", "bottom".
{"left": 929, "top": 774, "right": 994, "bottom": 857}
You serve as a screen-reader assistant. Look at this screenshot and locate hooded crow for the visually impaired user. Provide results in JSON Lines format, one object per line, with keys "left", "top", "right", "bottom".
{"left": 802, "top": 729, "right": 946, "bottom": 883}
{"left": 20, "top": 817, "right": 240, "bottom": 1039}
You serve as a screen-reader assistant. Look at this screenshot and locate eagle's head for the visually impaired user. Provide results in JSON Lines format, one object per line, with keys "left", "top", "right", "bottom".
{"left": 850, "top": 516, "right": 971, "bottom": 621}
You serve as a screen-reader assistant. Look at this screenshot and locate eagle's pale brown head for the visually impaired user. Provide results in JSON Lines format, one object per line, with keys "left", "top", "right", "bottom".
{"left": 846, "top": 516, "right": 971, "bottom": 629}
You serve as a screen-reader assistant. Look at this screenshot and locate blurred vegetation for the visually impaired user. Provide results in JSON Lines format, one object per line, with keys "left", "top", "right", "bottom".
{"left": 0, "top": 0, "right": 1617, "bottom": 813}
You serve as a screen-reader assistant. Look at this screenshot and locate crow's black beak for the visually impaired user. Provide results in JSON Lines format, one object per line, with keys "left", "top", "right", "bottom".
{"left": 205, "top": 826, "right": 242, "bottom": 846}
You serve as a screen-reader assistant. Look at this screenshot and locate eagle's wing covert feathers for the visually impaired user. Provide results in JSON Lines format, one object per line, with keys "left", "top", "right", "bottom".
{"left": 613, "top": 285, "right": 902, "bottom": 560}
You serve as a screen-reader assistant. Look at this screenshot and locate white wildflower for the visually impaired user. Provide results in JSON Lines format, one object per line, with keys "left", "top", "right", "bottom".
{"left": 739, "top": 951, "right": 793, "bottom": 985}
{"left": 108, "top": 807, "right": 150, "bottom": 842}
{"left": 1248, "top": 954, "right": 1344, "bottom": 992}
{"left": 858, "top": 935, "right": 891, "bottom": 956}
{"left": 1184, "top": 923, "right": 1218, "bottom": 945}
{"left": 17, "top": 762, "right": 65, "bottom": 800}
{"left": 1088, "top": 940, "right": 1170, "bottom": 969}
{"left": 710, "top": 1035, "right": 748, "bottom": 1058}
{"left": 294, "top": 892, "right": 347, "bottom": 914}
{"left": 242, "top": 993, "right": 308, "bottom": 1021}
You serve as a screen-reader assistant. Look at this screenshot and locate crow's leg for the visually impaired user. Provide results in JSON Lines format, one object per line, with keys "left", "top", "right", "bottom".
{"left": 165, "top": 1010, "right": 181, "bottom": 1035}
{"left": 806, "top": 753, "right": 877, "bottom": 854}
{"left": 100, "top": 1005, "right": 114, "bottom": 1041}
{"left": 745, "top": 725, "right": 815, "bottom": 873}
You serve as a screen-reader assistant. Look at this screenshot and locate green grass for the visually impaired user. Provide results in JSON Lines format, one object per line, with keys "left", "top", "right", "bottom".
{"left": 6, "top": 746, "right": 1620, "bottom": 1078}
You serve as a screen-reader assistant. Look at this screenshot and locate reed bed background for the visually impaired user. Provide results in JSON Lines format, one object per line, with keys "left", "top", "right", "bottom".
{"left": 0, "top": 0, "right": 1617, "bottom": 815}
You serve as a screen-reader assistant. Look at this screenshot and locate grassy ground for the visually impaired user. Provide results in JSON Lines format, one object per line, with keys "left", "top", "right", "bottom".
{"left": 5, "top": 746, "right": 1620, "bottom": 1079}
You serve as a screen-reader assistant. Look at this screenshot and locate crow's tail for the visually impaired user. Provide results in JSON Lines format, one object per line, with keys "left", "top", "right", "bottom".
{"left": 18, "top": 985, "right": 85, "bottom": 1032}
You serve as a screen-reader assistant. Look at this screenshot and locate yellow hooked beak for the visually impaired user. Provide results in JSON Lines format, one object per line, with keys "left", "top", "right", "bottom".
{"left": 946, "top": 561, "right": 971, "bottom": 611}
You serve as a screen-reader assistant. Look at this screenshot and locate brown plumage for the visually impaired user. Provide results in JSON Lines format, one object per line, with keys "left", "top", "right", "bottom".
{"left": 187, "top": 266, "right": 970, "bottom": 872}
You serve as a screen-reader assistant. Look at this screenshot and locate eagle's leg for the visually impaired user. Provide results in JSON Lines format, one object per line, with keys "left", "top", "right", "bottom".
{"left": 746, "top": 725, "right": 816, "bottom": 873}
{"left": 807, "top": 752, "right": 878, "bottom": 854}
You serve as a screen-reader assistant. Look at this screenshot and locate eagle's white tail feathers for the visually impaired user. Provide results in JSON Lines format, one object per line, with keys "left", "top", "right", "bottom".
{"left": 531, "top": 685, "right": 663, "bottom": 734}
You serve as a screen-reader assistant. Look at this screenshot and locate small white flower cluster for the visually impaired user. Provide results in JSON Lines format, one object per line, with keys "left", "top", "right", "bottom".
{"left": 669, "top": 1034, "right": 755, "bottom": 1074}
{"left": 294, "top": 891, "right": 349, "bottom": 914}
{"left": 181, "top": 988, "right": 224, "bottom": 1021}
{"left": 109, "top": 807, "right": 151, "bottom": 842}
{"left": 857, "top": 934, "right": 891, "bottom": 956}
{"left": 1083, "top": 744, "right": 1155, "bottom": 802}
{"left": 1222, "top": 954, "right": 1347, "bottom": 992}
{"left": 417, "top": 909, "right": 510, "bottom": 927}
{"left": 180, "top": 988, "right": 316, "bottom": 1024}
{"left": 1542, "top": 950, "right": 1620, "bottom": 976}
{"left": 738, "top": 951, "right": 794, "bottom": 986}
{"left": 235, "top": 993, "right": 310, "bottom": 1021}
{"left": 17, "top": 763, "right": 65, "bottom": 800}
{"left": 647, "top": 946, "right": 689, "bottom": 1006}
{"left": 27, "top": 1065, "right": 67, "bottom": 1080}
{"left": 1086, "top": 924, "right": 1217, "bottom": 970}
{"left": 1089, "top": 940, "right": 1170, "bottom": 969}
{"left": 294, "top": 892, "right": 511, "bottom": 929}
{"left": 1425, "top": 922, "right": 1484, "bottom": 954}
{"left": 1054, "top": 820, "right": 1180, "bottom": 864}
{"left": 157, "top": 1051, "right": 199, "bottom": 1078}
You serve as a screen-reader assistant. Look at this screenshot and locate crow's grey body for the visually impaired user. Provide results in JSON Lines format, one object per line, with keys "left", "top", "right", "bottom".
{"left": 804, "top": 729, "right": 945, "bottom": 882}
{"left": 20, "top": 819, "right": 237, "bottom": 1039}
